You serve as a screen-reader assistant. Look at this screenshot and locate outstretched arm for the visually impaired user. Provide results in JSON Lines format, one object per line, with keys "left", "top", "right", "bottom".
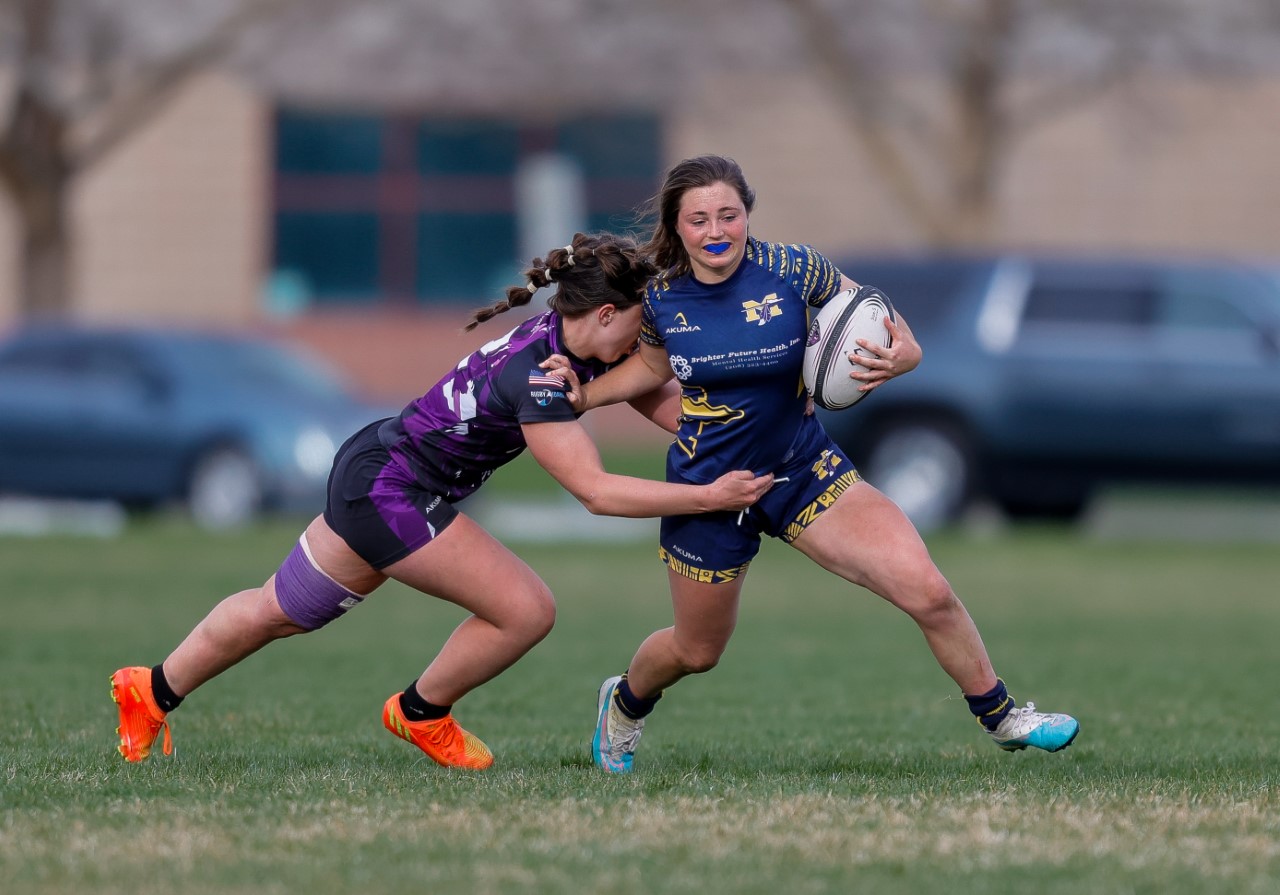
{"left": 541, "top": 341, "right": 674, "bottom": 413}
{"left": 522, "top": 419, "right": 771, "bottom": 518}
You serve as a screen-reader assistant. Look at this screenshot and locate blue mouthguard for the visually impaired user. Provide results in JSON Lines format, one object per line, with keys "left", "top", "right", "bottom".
{"left": 705, "top": 243, "right": 730, "bottom": 255}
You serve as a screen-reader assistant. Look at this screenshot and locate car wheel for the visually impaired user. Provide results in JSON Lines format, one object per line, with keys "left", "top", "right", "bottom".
{"left": 187, "top": 446, "right": 262, "bottom": 530}
{"left": 861, "top": 421, "right": 973, "bottom": 532}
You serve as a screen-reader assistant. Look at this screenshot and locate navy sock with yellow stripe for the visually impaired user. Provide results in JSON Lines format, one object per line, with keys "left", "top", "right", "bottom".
{"left": 614, "top": 674, "right": 661, "bottom": 720}
{"left": 965, "top": 679, "right": 1015, "bottom": 731}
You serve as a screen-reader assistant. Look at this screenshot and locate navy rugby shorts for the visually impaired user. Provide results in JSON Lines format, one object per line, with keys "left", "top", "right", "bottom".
{"left": 658, "top": 437, "right": 861, "bottom": 584}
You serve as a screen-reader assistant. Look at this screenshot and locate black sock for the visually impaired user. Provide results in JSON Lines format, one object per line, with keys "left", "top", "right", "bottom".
{"left": 614, "top": 674, "right": 662, "bottom": 720}
{"left": 150, "top": 664, "right": 184, "bottom": 713}
{"left": 964, "top": 678, "right": 1015, "bottom": 731}
{"left": 398, "top": 682, "right": 451, "bottom": 722}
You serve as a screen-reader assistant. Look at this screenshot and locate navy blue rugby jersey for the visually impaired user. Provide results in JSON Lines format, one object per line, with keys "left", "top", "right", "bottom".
{"left": 378, "top": 310, "right": 614, "bottom": 501}
{"left": 641, "top": 237, "right": 844, "bottom": 482}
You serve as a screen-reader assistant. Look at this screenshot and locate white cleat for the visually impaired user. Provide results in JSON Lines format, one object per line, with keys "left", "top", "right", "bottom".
{"left": 989, "top": 702, "right": 1080, "bottom": 752}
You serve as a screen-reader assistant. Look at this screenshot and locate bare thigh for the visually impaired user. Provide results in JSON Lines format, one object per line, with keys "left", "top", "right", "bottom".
{"left": 303, "top": 512, "right": 551, "bottom": 627}
{"left": 302, "top": 515, "right": 388, "bottom": 594}
{"left": 789, "top": 480, "right": 948, "bottom": 610}
{"left": 381, "top": 512, "right": 553, "bottom": 622}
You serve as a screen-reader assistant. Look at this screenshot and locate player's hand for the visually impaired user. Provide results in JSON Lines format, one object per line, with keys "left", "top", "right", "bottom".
{"left": 706, "top": 469, "right": 775, "bottom": 511}
{"left": 540, "top": 354, "right": 586, "bottom": 410}
{"left": 850, "top": 311, "right": 922, "bottom": 392}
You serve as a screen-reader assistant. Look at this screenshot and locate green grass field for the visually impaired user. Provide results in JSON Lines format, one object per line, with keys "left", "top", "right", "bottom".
{"left": 3, "top": 513, "right": 1278, "bottom": 894}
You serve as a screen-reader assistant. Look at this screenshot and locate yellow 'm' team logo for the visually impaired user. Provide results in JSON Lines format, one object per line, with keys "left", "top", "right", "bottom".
{"left": 741, "top": 293, "right": 783, "bottom": 325}
{"left": 677, "top": 388, "right": 745, "bottom": 458}
{"left": 811, "top": 449, "right": 842, "bottom": 481}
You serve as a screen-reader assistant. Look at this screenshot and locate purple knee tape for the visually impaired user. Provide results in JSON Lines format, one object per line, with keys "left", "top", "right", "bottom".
{"left": 274, "top": 537, "right": 364, "bottom": 630}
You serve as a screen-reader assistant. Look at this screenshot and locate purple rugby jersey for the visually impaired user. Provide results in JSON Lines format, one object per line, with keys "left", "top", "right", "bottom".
{"left": 376, "top": 310, "right": 617, "bottom": 502}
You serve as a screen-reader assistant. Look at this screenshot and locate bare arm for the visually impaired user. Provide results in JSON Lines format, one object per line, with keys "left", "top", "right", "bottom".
{"left": 522, "top": 419, "right": 771, "bottom": 517}
{"left": 625, "top": 378, "right": 682, "bottom": 434}
{"left": 542, "top": 341, "right": 674, "bottom": 413}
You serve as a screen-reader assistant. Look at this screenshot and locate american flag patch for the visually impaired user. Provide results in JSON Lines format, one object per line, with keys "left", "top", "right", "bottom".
{"left": 528, "top": 369, "right": 566, "bottom": 388}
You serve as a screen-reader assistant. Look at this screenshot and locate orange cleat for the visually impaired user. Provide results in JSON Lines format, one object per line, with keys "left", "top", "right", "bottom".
{"left": 110, "top": 667, "right": 173, "bottom": 762}
{"left": 382, "top": 694, "right": 493, "bottom": 770}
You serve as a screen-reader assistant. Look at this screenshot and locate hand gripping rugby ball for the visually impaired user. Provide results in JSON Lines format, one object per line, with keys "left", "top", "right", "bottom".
{"left": 803, "top": 285, "right": 895, "bottom": 411}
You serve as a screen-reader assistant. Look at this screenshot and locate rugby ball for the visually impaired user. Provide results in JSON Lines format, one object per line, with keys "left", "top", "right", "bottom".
{"left": 803, "top": 285, "right": 895, "bottom": 410}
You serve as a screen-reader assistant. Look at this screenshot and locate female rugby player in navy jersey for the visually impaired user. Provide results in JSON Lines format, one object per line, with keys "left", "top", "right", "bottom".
{"left": 556, "top": 156, "right": 1078, "bottom": 773}
{"left": 110, "top": 231, "right": 773, "bottom": 770}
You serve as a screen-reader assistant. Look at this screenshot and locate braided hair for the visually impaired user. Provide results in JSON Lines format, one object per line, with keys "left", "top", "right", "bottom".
{"left": 465, "top": 232, "right": 657, "bottom": 331}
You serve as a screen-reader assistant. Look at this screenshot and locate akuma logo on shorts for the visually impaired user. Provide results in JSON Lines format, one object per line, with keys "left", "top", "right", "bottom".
{"left": 671, "top": 544, "right": 704, "bottom": 563}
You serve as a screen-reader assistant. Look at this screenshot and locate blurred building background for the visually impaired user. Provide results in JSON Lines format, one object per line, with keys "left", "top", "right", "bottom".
{"left": 1, "top": 0, "right": 1278, "bottom": 443}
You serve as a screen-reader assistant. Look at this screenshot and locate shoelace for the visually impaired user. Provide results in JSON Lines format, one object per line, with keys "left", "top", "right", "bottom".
{"left": 158, "top": 718, "right": 173, "bottom": 756}
{"left": 1008, "top": 701, "right": 1039, "bottom": 722}
{"left": 996, "top": 702, "right": 1053, "bottom": 737}
{"left": 608, "top": 705, "right": 644, "bottom": 754}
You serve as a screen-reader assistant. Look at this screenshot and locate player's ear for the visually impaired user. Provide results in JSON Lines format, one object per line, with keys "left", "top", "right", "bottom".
{"left": 598, "top": 304, "right": 618, "bottom": 326}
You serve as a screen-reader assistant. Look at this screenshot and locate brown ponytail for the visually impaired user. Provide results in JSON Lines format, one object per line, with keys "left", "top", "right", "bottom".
{"left": 465, "top": 233, "right": 656, "bottom": 330}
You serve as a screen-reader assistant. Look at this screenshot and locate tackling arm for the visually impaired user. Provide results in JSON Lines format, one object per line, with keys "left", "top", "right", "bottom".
{"left": 522, "top": 419, "right": 770, "bottom": 518}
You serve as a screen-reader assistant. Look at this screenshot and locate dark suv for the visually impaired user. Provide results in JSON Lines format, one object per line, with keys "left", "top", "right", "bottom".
{"left": 821, "top": 255, "right": 1280, "bottom": 530}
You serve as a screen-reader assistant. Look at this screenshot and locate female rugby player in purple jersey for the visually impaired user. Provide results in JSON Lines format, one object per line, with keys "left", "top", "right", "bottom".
{"left": 110, "top": 231, "right": 773, "bottom": 770}
{"left": 551, "top": 156, "right": 1078, "bottom": 773}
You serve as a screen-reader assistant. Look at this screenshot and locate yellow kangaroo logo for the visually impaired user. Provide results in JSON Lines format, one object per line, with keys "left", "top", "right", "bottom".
{"left": 678, "top": 388, "right": 745, "bottom": 458}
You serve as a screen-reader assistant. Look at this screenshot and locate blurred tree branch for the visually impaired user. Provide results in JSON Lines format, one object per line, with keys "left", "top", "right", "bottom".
{"left": 775, "top": 0, "right": 1279, "bottom": 245}
{"left": 0, "top": 0, "right": 316, "bottom": 316}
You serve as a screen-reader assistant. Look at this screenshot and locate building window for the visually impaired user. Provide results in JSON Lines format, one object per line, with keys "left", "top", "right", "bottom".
{"left": 274, "top": 212, "right": 380, "bottom": 301}
{"left": 269, "top": 110, "right": 660, "bottom": 309}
